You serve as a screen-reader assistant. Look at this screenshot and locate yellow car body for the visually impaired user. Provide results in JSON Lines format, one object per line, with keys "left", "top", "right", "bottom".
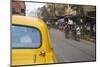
{"left": 12, "top": 15, "right": 57, "bottom": 66}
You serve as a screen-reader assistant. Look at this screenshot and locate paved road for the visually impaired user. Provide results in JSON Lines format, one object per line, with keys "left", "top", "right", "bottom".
{"left": 49, "top": 28, "right": 96, "bottom": 63}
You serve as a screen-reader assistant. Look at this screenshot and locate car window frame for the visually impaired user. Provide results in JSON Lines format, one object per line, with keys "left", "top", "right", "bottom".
{"left": 12, "top": 24, "right": 42, "bottom": 49}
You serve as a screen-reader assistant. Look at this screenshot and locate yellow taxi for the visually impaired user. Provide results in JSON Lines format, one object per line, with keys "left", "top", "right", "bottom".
{"left": 12, "top": 15, "right": 57, "bottom": 66}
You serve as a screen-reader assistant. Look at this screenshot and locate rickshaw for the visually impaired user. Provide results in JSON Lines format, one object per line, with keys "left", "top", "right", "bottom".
{"left": 12, "top": 15, "right": 57, "bottom": 66}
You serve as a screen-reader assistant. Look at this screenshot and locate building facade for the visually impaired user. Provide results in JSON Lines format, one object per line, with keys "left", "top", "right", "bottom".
{"left": 11, "top": 1, "right": 25, "bottom": 16}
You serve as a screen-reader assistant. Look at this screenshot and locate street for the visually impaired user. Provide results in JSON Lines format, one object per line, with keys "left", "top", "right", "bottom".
{"left": 49, "top": 28, "right": 96, "bottom": 63}
{"left": 11, "top": 1, "right": 96, "bottom": 66}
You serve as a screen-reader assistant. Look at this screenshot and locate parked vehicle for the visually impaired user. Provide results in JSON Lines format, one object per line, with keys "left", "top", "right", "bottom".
{"left": 12, "top": 15, "right": 57, "bottom": 66}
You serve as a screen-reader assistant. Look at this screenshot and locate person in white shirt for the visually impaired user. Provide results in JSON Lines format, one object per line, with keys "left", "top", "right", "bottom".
{"left": 68, "top": 19, "right": 74, "bottom": 31}
{"left": 76, "top": 26, "right": 81, "bottom": 41}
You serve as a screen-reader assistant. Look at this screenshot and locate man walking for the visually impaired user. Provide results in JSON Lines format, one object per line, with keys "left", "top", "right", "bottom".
{"left": 76, "top": 26, "right": 81, "bottom": 41}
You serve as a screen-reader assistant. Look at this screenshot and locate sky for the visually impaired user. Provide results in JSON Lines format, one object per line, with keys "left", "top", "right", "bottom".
{"left": 25, "top": 2, "right": 46, "bottom": 16}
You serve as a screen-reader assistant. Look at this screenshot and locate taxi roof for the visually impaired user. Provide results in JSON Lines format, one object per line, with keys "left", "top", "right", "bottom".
{"left": 12, "top": 15, "right": 47, "bottom": 29}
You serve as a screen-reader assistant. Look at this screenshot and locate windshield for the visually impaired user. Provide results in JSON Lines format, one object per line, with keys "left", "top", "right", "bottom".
{"left": 12, "top": 25, "right": 41, "bottom": 48}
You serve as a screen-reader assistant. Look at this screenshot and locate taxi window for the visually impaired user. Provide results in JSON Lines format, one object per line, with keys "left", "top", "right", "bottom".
{"left": 12, "top": 25, "right": 41, "bottom": 48}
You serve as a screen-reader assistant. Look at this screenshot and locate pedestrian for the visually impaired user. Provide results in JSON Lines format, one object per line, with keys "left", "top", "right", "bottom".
{"left": 72, "top": 23, "right": 76, "bottom": 40}
{"left": 55, "top": 21, "right": 58, "bottom": 29}
{"left": 76, "top": 26, "right": 81, "bottom": 41}
{"left": 68, "top": 19, "right": 74, "bottom": 31}
{"left": 64, "top": 23, "right": 69, "bottom": 38}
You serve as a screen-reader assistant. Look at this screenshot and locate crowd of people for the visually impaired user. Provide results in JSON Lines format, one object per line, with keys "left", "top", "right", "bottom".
{"left": 64, "top": 18, "right": 81, "bottom": 41}
{"left": 46, "top": 16, "right": 96, "bottom": 42}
